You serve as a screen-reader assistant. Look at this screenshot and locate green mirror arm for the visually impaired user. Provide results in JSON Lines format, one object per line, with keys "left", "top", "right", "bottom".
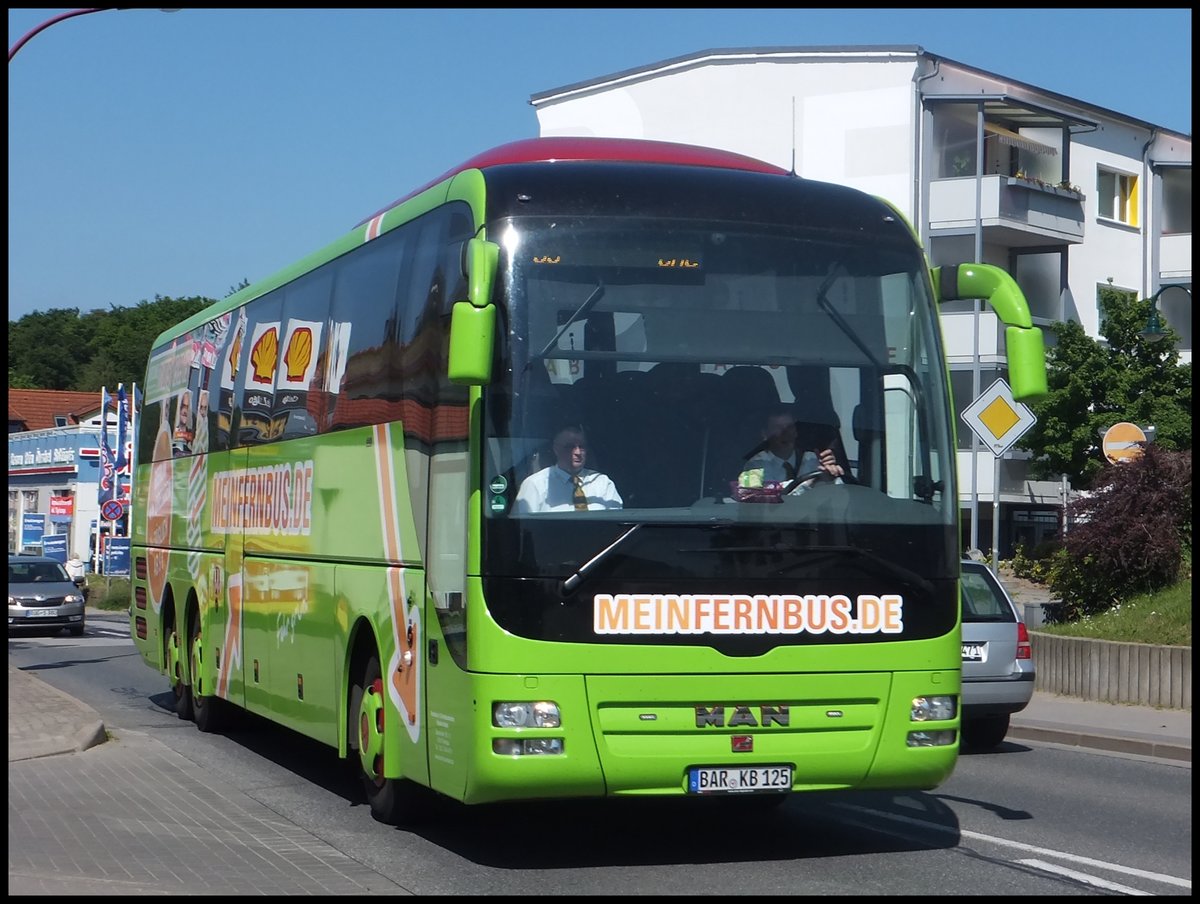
{"left": 932, "top": 264, "right": 1048, "bottom": 402}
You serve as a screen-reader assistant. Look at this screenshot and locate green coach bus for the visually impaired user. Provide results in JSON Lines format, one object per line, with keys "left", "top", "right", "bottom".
{"left": 129, "top": 136, "right": 1047, "bottom": 824}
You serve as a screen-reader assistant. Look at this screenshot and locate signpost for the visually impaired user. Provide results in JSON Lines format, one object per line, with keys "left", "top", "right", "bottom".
{"left": 101, "top": 499, "right": 124, "bottom": 523}
{"left": 960, "top": 379, "right": 1037, "bottom": 571}
{"left": 1102, "top": 422, "right": 1147, "bottom": 464}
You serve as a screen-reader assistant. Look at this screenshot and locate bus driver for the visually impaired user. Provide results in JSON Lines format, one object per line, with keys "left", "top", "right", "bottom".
{"left": 515, "top": 425, "right": 623, "bottom": 513}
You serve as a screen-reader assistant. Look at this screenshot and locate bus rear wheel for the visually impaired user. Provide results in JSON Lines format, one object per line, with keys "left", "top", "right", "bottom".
{"left": 167, "top": 626, "right": 193, "bottom": 721}
{"left": 354, "top": 653, "right": 430, "bottom": 826}
{"left": 189, "top": 617, "right": 226, "bottom": 733}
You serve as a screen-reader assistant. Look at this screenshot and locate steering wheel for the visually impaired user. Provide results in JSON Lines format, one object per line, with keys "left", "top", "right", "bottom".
{"left": 781, "top": 468, "right": 832, "bottom": 495}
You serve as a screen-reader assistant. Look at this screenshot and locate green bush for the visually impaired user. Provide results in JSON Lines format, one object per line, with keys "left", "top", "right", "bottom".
{"left": 88, "top": 576, "right": 132, "bottom": 611}
{"left": 1051, "top": 446, "right": 1191, "bottom": 620}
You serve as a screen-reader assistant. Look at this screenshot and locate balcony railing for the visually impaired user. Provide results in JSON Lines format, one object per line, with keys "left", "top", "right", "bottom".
{"left": 929, "top": 175, "right": 1085, "bottom": 247}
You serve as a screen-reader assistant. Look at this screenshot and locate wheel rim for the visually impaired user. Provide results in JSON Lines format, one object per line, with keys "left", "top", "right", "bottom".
{"left": 190, "top": 631, "right": 205, "bottom": 699}
{"left": 358, "top": 677, "right": 386, "bottom": 786}
{"left": 167, "top": 630, "right": 184, "bottom": 694}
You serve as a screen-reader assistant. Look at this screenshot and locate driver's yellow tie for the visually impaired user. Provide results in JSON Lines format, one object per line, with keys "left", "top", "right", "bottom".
{"left": 573, "top": 475, "right": 587, "bottom": 510}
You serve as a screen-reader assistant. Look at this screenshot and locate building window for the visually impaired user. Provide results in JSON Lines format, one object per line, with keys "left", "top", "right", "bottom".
{"left": 1156, "top": 285, "right": 1193, "bottom": 353}
{"left": 1161, "top": 168, "right": 1191, "bottom": 235}
{"left": 1012, "top": 250, "right": 1065, "bottom": 323}
{"left": 1097, "top": 168, "right": 1139, "bottom": 227}
{"left": 54, "top": 415, "right": 69, "bottom": 427}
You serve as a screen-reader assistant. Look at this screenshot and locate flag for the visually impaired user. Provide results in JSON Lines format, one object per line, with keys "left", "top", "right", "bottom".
{"left": 115, "top": 384, "right": 129, "bottom": 475}
{"left": 98, "top": 386, "right": 115, "bottom": 506}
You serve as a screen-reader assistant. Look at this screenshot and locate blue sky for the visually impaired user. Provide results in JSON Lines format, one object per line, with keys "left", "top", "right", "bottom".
{"left": 7, "top": 8, "right": 1192, "bottom": 323}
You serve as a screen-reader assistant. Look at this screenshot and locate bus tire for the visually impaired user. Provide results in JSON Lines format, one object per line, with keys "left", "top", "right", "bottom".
{"left": 355, "top": 653, "right": 429, "bottom": 826}
{"left": 168, "top": 626, "right": 193, "bottom": 721}
{"left": 189, "top": 616, "right": 226, "bottom": 733}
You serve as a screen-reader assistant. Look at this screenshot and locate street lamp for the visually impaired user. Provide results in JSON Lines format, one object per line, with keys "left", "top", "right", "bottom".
{"left": 1139, "top": 285, "right": 1192, "bottom": 341}
{"left": 9, "top": 8, "right": 179, "bottom": 63}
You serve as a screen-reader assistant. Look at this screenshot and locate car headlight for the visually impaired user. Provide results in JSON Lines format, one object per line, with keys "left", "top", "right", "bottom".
{"left": 65, "top": 593, "right": 84, "bottom": 604}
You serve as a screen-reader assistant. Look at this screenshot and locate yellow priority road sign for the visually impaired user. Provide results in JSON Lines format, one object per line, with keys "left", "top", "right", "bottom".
{"left": 1102, "top": 421, "right": 1147, "bottom": 464}
{"left": 960, "top": 378, "right": 1037, "bottom": 456}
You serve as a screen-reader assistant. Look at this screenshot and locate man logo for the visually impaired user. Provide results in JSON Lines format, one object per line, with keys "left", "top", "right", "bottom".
{"left": 695, "top": 705, "right": 789, "bottom": 728}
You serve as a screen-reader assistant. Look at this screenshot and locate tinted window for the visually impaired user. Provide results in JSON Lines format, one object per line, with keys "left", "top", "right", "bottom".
{"left": 961, "top": 566, "right": 1015, "bottom": 622}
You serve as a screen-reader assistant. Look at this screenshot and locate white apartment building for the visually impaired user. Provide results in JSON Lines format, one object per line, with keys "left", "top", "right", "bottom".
{"left": 529, "top": 45, "right": 1192, "bottom": 557}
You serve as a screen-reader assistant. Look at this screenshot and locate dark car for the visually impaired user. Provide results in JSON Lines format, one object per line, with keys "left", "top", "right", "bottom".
{"left": 8, "top": 554, "right": 87, "bottom": 637}
{"left": 960, "top": 559, "right": 1035, "bottom": 750}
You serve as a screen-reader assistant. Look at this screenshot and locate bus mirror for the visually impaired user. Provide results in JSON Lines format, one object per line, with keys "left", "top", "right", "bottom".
{"left": 466, "top": 237, "right": 500, "bottom": 308}
{"left": 933, "top": 263, "right": 1048, "bottom": 402}
{"left": 1004, "top": 326, "right": 1048, "bottom": 401}
{"left": 448, "top": 301, "right": 495, "bottom": 384}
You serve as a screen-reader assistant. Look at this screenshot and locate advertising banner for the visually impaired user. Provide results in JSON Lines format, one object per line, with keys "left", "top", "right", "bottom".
{"left": 41, "top": 534, "right": 67, "bottom": 562}
{"left": 105, "top": 536, "right": 131, "bottom": 576}
{"left": 49, "top": 495, "right": 75, "bottom": 517}
{"left": 20, "top": 513, "right": 46, "bottom": 550}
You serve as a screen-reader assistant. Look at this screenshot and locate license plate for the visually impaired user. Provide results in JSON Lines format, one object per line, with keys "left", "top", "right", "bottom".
{"left": 962, "top": 642, "right": 986, "bottom": 662}
{"left": 27, "top": 608, "right": 57, "bottom": 618}
{"left": 687, "top": 765, "right": 792, "bottom": 794}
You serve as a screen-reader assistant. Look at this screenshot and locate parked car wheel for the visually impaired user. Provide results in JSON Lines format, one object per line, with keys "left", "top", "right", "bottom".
{"left": 962, "top": 714, "right": 1010, "bottom": 750}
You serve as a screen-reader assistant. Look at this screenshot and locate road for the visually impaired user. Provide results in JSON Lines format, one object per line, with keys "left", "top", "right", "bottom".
{"left": 9, "top": 611, "right": 1192, "bottom": 896}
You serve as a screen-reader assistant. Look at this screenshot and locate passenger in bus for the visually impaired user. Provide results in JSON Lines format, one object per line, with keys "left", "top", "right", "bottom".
{"left": 514, "top": 424, "right": 623, "bottom": 513}
{"left": 739, "top": 405, "right": 843, "bottom": 491}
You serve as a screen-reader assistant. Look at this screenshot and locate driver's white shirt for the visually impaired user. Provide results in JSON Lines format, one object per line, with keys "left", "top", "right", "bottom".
{"left": 515, "top": 466, "right": 623, "bottom": 513}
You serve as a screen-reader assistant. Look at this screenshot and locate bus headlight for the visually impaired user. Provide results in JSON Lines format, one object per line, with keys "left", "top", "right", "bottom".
{"left": 907, "top": 730, "right": 957, "bottom": 748}
{"left": 493, "top": 701, "right": 561, "bottom": 728}
{"left": 910, "top": 695, "right": 956, "bottom": 722}
{"left": 493, "top": 738, "right": 564, "bottom": 756}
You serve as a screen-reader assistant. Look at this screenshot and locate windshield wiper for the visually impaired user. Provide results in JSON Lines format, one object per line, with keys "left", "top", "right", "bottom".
{"left": 814, "top": 265, "right": 883, "bottom": 369}
{"left": 561, "top": 522, "right": 641, "bottom": 595}
{"left": 535, "top": 280, "right": 605, "bottom": 361}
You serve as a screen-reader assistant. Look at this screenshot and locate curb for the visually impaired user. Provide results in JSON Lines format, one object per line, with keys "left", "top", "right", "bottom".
{"left": 1008, "top": 723, "right": 1191, "bottom": 763}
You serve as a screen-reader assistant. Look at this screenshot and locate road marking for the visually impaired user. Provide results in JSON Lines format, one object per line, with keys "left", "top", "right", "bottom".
{"left": 1016, "top": 859, "right": 1152, "bottom": 895}
{"left": 833, "top": 802, "right": 1191, "bottom": 890}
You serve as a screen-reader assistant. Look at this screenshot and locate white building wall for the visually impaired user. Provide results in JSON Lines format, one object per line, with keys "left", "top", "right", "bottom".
{"left": 1063, "top": 121, "right": 1159, "bottom": 337}
{"left": 536, "top": 58, "right": 920, "bottom": 219}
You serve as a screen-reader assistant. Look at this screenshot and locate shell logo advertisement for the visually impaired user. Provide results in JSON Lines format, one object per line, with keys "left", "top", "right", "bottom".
{"left": 140, "top": 312, "right": 419, "bottom": 745}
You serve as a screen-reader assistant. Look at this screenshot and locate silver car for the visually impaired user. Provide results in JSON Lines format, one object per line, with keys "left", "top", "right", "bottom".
{"left": 960, "top": 559, "right": 1035, "bottom": 750}
{"left": 8, "top": 554, "right": 87, "bottom": 637}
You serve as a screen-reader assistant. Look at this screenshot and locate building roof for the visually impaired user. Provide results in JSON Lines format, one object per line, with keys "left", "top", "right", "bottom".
{"left": 8, "top": 389, "right": 108, "bottom": 433}
{"left": 529, "top": 45, "right": 1190, "bottom": 140}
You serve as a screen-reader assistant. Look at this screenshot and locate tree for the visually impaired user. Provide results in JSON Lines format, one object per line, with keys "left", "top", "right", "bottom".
{"left": 8, "top": 295, "right": 213, "bottom": 391}
{"left": 1017, "top": 284, "right": 1191, "bottom": 490}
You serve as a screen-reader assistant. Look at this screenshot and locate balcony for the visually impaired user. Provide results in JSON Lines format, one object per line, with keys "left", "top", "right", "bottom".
{"left": 929, "top": 175, "right": 1085, "bottom": 247}
{"left": 1159, "top": 232, "right": 1192, "bottom": 282}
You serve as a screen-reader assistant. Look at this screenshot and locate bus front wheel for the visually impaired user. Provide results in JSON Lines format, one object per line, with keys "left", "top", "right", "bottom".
{"left": 354, "top": 653, "right": 430, "bottom": 825}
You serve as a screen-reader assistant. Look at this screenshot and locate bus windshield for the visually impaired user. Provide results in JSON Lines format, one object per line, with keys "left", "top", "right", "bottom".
{"left": 482, "top": 214, "right": 957, "bottom": 644}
